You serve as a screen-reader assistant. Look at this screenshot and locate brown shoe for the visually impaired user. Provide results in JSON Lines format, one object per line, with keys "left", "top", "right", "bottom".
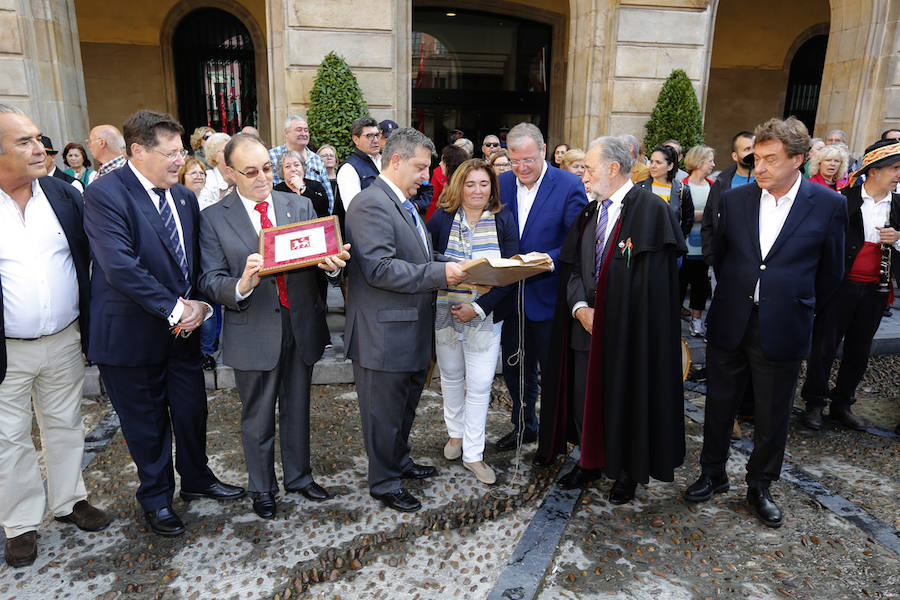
{"left": 829, "top": 406, "right": 866, "bottom": 431}
{"left": 731, "top": 419, "right": 742, "bottom": 440}
{"left": 4, "top": 531, "right": 37, "bottom": 567}
{"left": 55, "top": 500, "right": 112, "bottom": 531}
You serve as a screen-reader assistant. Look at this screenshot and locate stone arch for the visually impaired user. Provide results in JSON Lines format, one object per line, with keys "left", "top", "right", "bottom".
{"left": 159, "top": 0, "right": 270, "bottom": 142}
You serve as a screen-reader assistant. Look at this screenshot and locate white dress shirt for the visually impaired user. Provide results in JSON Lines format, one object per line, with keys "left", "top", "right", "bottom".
{"left": 515, "top": 160, "right": 549, "bottom": 236}
{"left": 571, "top": 179, "right": 632, "bottom": 316}
{"left": 128, "top": 161, "right": 193, "bottom": 325}
{"left": 203, "top": 166, "right": 230, "bottom": 204}
{"left": 337, "top": 153, "right": 381, "bottom": 211}
{"left": 235, "top": 192, "right": 277, "bottom": 301}
{"left": 755, "top": 172, "right": 802, "bottom": 302}
{"left": 0, "top": 179, "right": 79, "bottom": 338}
{"left": 860, "top": 184, "right": 900, "bottom": 251}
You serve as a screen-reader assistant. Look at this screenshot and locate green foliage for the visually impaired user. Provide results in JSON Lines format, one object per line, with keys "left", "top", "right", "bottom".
{"left": 307, "top": 52, "right": 369, "bottom": 162}
{"left": 643, "top": 69, "right": 705, "bottom": 155}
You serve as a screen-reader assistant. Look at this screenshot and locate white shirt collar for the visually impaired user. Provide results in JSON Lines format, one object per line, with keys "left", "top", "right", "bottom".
{"left": 606, "top": 178, "right": 634, "bottom": 206}
{"left": 861, "top": 183, "right": 892, "bottom": 204}
{"left": 128, "top": 160, "right": 163, "bottom": 195}
{"left": 238, "top": 190, "right": 272, "bottom": 212}
{"left": 760, "top": 171, "right": 802, "bottom": 205}
{"left": 378, "top": 173, "right": 411, "bottom": 203}
{"left": 515, "top": 160, "right": 548, "bottom": 192}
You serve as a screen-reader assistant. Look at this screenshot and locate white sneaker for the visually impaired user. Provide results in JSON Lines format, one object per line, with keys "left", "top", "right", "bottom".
{"left": 690, "top": 318, "right": 705, "bottom": 337}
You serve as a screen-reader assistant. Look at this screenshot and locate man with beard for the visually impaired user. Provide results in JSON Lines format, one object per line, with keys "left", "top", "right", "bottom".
{"left": 536, "top": 136, "right": 686, "bottom": 504}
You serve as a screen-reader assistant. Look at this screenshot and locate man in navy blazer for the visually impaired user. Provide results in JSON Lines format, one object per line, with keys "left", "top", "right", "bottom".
{"left": 84, "top": 110, "right": 243, "bottom": 538}
{"left": 684, "top": 117, "right": 846, "bottom": 527}
{"left": 494, "top": 123, "right": 588, "bottom": 451}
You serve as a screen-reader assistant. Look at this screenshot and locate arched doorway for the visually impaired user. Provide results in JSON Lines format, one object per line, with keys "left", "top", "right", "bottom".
{"left": 783, "top": 34, "right": 828, "bottom": 134}
{"left": 171, "top": 8, "right": 257, "bottom": 136}
{"left": 412, "top": 7, "right": 553, "bottom": 149}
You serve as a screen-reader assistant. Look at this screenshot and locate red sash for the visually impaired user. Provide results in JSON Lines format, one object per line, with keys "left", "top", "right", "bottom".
{"left": 847, "top": 242, "right": 882, "bottom": 283}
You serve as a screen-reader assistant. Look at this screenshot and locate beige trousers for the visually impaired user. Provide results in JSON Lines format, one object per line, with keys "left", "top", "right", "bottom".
{"left": 0, "top": 321, "right": 87, "bottom": 537}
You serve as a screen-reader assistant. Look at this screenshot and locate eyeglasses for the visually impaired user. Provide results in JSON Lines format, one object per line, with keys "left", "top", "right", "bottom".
{"left": 360, "top": 133, "right": 379, "bottom": 140}
{"left": 508, "top": 157, "right": 541, "bottom": 168}
{"left": 202, "top": 134, "right": 211, "bottom": 141}
{"left": 235, "top": 163, "right": 273, "bottom": 178}
{"left": 494, "top": 162, "right": 511, "bottom": 170}
{"left": 484, "top": 142, "right": 500, "bottom": 148}
{"left": 150, "top": 147, "right": 189, "bottom": 161}
{"left": 319, "top": 153, "right": 335, "bottom": 159}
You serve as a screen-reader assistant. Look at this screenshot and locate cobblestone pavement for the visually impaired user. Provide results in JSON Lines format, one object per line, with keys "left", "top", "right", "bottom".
{"left": 1, "top": 358, "right": 898, "bottom": 599}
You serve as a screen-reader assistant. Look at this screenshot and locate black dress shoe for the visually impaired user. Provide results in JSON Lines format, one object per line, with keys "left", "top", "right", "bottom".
{"left": 829, "top": 406, "right": 866, "bottom": 431}
{"left": 180, "top": 479, "right": 246, "bottom": 502}
{"left": 202, "top": 354, "right": 217, "bottom": 370}
{"left": 747, "top": 485, "right": 783, "bottom": 527}
{"left": 608, "top": 476, "right": 637, "bottom": 505}
{"left": 251, "top": 492, "right": 277, "bottom": 519}
{"left": 495, "top": 428, "right": 538, "bottom": 452}
{"left": 802, "top": 406, "right": 823, "bottom": 430}
{"left": 371, "top": 487, "right": 421, "bottom": 512}
{"left": 145, "top": 506, "right": 185, "bottom": 537}
{"left": 683, "top": 473, "right": 729, "bottom": 502}
{"left": 286, "top": 481, "right": 330, "bottom": 501}
{"left": 557, "top": 465, "right": 602, "bottom": 490}
{"left": 401, "top": 462, "right": 437, "bottom": 479}
{"left": 532, "top": 453, "right": 556, "bottom": 467}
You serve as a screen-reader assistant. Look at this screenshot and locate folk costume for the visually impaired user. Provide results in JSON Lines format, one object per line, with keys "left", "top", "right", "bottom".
{"left": 536, "top": 182, "right": 686, "bottom": 487}
{"left": 801, "top": 140, "right": 900, "bottom": 429}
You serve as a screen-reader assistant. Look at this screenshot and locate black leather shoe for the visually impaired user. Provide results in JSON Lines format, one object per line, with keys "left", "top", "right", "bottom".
{"left": 286, "top": 481, "right": 330, "bottom": 501}
{"left": 683, "top": 473, "right": 729, "bottom": 502}
{"left": 181, "top": 479, "right": 246, "bottom": 502}
{"left": 371, "top": 487, "right": 421, "bottom": 512}
{"left": 202, "top": 354, "right": 217, "bottom": 370}
{"left": 829, "top": 406, "right": 866, "bottom": 431}
{"left": 747, "top": 485, "right": 783, "bottom": 527}
{"left": 532, "top": 453, "right": 556, "bottom": 467}
{"left": 401, "top": 462, "right": 437, "bottom": 479}
{"left": 144, "top": 506, "right": 185, "bottom": 537}
{"left": 802, "top": 406, "right": 823, "bottom": 430}
{"left": 557, "top": 465, "right": 601, "bottom": 490}
{"left": 251, "top": 492, "right": 276, "bottom": 519}
{"left": 495, "top": 428, "right": 538, "bottom": 451}
{"left": 608, "top": 476, "right": 637, "bottom": 505}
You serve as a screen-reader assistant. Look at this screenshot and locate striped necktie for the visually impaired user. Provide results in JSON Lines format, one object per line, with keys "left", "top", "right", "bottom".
{"left": 403, "top": 199, "right": 428, "bottom": 250}
{"left": 152, "top": 188, "right": 190, "bottom": 294}
{"left": 594, "top": 198, "right": 613, "bottom": 280}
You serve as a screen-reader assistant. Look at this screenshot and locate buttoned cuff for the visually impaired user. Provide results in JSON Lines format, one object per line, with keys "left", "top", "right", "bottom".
{"left": 167, "top": 301, "right": 184, "bottom": 326}
{"left": 571, "top": 301, "right": 588, "bottom": 318}
{"left": 235, "top": 280, "right": 253, "bottom": 301}
{"left": 471, "top": 302, "right": 486, "bottom": 320}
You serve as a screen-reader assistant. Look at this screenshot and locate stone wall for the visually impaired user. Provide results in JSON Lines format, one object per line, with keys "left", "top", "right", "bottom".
{"left": 0, "top": 0, "right": 88, "bottom": 148}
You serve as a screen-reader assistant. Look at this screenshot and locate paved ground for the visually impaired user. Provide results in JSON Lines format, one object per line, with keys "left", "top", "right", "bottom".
{"left": 2, "top": 354, "right": 898, "bottom": 599}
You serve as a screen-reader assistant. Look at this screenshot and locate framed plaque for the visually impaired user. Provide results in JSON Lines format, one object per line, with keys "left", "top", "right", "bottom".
{"left": 258, "top": 215, "right": 343, "bottom": 275}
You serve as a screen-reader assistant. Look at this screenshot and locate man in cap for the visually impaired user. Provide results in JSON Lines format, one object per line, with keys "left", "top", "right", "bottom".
{"left": 379, "top": 120, "right": 399, "bottom": 152}
{"left": 800, "top": 139, "right": 900, "bottom": 431}
{"left": 41, "top": 136, "right": 83, "bottom": 193}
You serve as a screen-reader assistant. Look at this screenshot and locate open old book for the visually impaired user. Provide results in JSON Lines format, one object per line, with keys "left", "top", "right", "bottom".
{"left": 457, "top": 252, "right": 553, "bottom": 292}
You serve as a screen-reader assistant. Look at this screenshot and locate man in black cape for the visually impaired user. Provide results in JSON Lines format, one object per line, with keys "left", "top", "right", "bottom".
{"left": 535, "top": 136, "right": 686, "bottom": 503}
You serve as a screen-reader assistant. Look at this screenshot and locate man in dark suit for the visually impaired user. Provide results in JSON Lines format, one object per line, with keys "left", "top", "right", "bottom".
{"left": 684, "top": 117, "right": 846, "bottom": 527}
{"left": 0, "top": 105, "right": 110, "bottom": 568}
{"left": 84, "top": 110, "right": 244, "bottom": 537}
{"left": 345, "top": 127, "right": 467, "bottom": 512}
{"left": 801, "top": 139, "right": 900, "bottom": 431}
{"left": 199, "top": 134, "right": 349, "bottom": 519}
{"left": 41, "top": 136, "right": 83, "bottom": 194}
{"left": 495, "top": 123, "right": 588, "bottom": 451}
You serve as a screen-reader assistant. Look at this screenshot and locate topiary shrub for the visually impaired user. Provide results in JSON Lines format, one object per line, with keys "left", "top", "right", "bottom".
{"left": 643, "top": 69, "right": 705, "bottom": 155}
{"left": 308, "top": 51, "right": 369, "bottom": 162}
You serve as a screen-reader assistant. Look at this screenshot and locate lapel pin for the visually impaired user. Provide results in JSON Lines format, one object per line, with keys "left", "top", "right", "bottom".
{"left": 180, "top": 198, "right": 186, "bottom": 206}
{"left": 287, "top": 212, "right": 291, "bottom": 218}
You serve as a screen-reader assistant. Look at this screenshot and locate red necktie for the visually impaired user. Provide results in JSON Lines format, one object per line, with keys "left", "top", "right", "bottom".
{"left": 254, "top": 201, "right": 290, "bottom": 309}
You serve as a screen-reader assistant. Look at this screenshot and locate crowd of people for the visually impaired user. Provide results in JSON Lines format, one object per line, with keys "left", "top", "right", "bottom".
{"left": 1, "top": 100, "right": 899, "bottom": 569}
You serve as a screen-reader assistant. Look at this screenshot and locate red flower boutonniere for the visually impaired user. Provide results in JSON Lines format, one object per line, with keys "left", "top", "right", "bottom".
{"left": 618, "top": 237, "right": 633, "bottom": 267}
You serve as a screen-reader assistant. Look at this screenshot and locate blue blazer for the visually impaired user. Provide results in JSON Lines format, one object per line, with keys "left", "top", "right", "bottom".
{"left": 496, "top": 163, "right": 588, "bottom": 321}
{"left": 83, "top": 163, "right": 208, "bottom": 366}
{"left": 706, "top": 177, "right": 846, "bottom": 361}
{"left": 426, "top": 205, "right": 520, "bottom": 316}
{"left": 0, "top": 177, "right": 91, "bottom": 382}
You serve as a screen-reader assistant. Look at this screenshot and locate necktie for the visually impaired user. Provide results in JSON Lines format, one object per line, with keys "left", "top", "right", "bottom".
{"left": 594, "top": 198, "right": 613, "bottom": 280}
{"left": 152, "top": 188, "right": 190, "bottom": 295}
{"left": 403, "top": 199, "right": 428, "bottom": 250}
{"left": 254, "top": 201, "right": 290, "bottom": 309}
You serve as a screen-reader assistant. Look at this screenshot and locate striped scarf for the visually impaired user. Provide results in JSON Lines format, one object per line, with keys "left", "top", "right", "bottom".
{"left": 435, "top": 209, "right": 501, "bottom": 349}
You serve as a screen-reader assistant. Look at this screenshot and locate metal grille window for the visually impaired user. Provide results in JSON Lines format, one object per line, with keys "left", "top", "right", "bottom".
{"left": 173, "top": 8, "right": 257, "bottom": 136}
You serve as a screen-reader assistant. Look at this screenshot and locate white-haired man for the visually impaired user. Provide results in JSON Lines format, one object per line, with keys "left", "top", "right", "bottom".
{"left": 269, "top": 114, "right": 334, "bottom": 212}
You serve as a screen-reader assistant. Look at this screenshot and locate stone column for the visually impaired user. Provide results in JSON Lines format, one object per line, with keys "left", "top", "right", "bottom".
{"left": 266, "top": 0, "right": 409, "bottom": 141}
{"left": 0, "top": 0, "right": 88, "bottom": 145}
{"left": 817, "top": 0, "right": 900, "bottom": 154}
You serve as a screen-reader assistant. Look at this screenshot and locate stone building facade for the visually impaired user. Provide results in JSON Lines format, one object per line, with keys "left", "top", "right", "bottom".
{"left": 0, "top": 0, "right": 897, "bottom": 163}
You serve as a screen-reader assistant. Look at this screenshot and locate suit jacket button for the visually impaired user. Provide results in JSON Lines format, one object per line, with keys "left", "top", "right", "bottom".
{"left": 759, "top": 264, "right": 766, "bottom": 270}
{"left": 747, "top": 296, "right": 753, "bottom": 300}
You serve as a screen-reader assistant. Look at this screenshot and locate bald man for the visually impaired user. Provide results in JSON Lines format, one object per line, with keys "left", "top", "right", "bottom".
{"left": 86, "top": 125, "right": 127, "bottom": 177}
